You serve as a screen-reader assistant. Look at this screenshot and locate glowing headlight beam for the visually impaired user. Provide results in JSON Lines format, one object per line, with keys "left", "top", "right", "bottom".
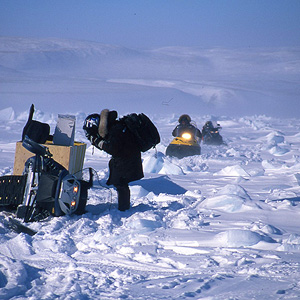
{"left": 182, "top": 133, "right": 192, "bottom": 140}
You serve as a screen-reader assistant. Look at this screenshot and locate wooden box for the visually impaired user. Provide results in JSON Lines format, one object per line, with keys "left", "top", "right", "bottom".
{"left": 13, "top": 141, "right": 86, "bottom": 177}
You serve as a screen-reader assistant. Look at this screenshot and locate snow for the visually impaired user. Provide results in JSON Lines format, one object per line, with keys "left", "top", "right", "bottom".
{"left": 1, "top": 37, "right": 300, "bottom": 299}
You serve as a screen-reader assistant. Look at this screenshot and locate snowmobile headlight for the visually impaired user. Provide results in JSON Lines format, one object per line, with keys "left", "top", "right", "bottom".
{"left": 71, "top": 200, "right": 76, "bottom": 207}
{"left": 182, "top": 132, "right": 192, "bottom": 140}
{"left": 73, "top": 185, "right": 79, "bottom": 193}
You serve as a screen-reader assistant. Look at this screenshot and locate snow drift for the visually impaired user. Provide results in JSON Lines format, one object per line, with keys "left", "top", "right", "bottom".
{"left": 1, "top": 107, "right": 300, "bottom": 299}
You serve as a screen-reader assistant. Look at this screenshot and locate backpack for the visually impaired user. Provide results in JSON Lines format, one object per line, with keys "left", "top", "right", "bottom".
{"left": 121, "top": 113, "right": 160, "bottom": 152}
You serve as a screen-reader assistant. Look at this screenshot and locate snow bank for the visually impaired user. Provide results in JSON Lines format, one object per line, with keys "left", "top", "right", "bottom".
{"left": 198, "top": 184, "right": 253, "bottom": 212}
{"left": 0, "top": 255, "right": 28, "bottom": 299}
{"left": 278, "top": 234, "right": 300, "bottom": 252}
{"left": 217, "top": 229, "right": 275, "bottom": 247}
{"left": 269, "top": 145, "right": 290, "bottom": 156}
{"left": 264, "top": 131, "right": 290, "bottom": 156}
{"left": 142, "top": 152, "right": 184, "bottom": 175}
{"left": 214, "top": 164, "right": 250, "bottom": 177}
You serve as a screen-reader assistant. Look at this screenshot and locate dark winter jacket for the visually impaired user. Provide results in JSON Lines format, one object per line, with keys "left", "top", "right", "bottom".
{"left": 202, "top": 121, "right": 214, "bottom": 137}
{"left": 95, "top": 109, "right": 144, "bottom": 186}
{"left": 172, "top": 124, "right": 202, "bottom": 140}
{"left": 202, "top": 121, "right": 223, "bottom": 145}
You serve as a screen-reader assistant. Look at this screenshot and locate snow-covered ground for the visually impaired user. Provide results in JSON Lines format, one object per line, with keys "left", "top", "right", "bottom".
{"left": 1, "top": 37, "right": 300, "bottom": 299}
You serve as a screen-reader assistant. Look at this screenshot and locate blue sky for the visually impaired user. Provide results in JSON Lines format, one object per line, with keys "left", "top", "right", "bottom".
{"left": 1, "top": 0, "right": 300, "bottom": 48}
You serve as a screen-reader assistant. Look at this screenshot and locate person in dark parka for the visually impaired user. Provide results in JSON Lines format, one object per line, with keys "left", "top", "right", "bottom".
{"left": 172, "top": 114, "right": 202, "bottom": 141}
{"left": 83, "top": 109, "right": 144, "bottom": 211}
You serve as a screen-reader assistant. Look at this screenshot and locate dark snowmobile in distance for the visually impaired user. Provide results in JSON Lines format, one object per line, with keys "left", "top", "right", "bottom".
{"left": 202, "top": 121, "right": 224, "bottom": 146}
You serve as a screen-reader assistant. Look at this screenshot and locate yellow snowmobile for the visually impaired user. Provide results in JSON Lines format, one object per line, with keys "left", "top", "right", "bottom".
{"left": 166, "top": 132, "right": 201, "bottom": 159}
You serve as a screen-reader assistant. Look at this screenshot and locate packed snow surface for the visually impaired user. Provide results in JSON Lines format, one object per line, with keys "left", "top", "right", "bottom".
{"left": 1, "top": 37, "right": 300, "bottom": 299}
{"left": 1, "top": 109, "right": 300, "bottom": 300}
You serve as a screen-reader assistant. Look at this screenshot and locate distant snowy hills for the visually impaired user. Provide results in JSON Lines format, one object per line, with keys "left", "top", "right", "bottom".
{"left": 0, "top": 36, "right": 299, "bottom": 117}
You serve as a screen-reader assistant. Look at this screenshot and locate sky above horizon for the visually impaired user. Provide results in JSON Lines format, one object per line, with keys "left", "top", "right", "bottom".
{"left": 1, "top": 0, "right": 300, "bottom": 49}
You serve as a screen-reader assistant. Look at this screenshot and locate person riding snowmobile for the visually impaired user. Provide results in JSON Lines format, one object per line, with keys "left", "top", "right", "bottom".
{"left": 166, "top": 114, "right": 202, "bottom": 158}
{"left": 172, "top": 114, "right": 202, "bottom": 141}
{"left": 202, "top": 121, "right": 224, "bottom": 145}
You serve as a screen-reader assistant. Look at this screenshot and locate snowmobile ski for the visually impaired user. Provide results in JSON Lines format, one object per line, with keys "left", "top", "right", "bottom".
{"left": 1, "top": 211, "right": 37, "bottom": 236}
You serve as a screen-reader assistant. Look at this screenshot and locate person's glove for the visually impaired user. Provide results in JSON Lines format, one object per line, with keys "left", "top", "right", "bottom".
{"left": 89, "top": 135, "right": 100, "bottom": 145}
{"left": 89, "top": 135, "right": 104, "bottom": 150}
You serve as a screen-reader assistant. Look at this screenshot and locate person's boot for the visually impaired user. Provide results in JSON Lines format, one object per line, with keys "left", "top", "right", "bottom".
{"left": 116, "top": 184, "right": 130, "bottom": 211}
